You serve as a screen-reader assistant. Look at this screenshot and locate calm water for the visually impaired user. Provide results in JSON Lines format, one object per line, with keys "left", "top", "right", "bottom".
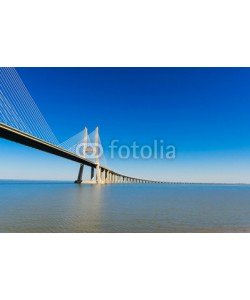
{"left": 1, "top": 180, "right": 250, "bottom": 232}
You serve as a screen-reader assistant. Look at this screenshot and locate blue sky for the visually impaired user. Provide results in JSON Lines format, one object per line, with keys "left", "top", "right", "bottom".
{"left": 1, "top": 67, "right": 250, "bottom": 183}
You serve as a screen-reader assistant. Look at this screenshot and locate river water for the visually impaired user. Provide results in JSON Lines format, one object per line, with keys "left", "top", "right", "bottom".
{"left": 0, "top": 180, "right": 250, "bottom": 232}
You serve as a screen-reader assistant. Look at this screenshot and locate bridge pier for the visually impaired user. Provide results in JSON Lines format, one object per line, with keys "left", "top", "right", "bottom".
{"left": 105, "top": 170, "right": 108, "bottom": 184}
{"left": 91, "top": 167, "right": 95, "bottom": 181}
{"left": 100, "top": 168, "right": 104, "bottom": 183}
{"left": 75, "top": 164, "right": 84, "bottom": 184}
{"left": 102, "top": 168, "right": 107, "bottom": 184}
{"left": 96, "top": 164, "right": 101, "bottom": 184}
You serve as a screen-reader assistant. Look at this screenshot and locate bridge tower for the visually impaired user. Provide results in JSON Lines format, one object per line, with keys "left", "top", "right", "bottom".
{"left": 75, "top": 127, "right": 88, "bottom": 184}
{"left": 95, "top": 126, "right": 101, "bottom": 184}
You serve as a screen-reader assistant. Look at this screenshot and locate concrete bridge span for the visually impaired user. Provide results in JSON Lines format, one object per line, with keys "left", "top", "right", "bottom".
{"left": 0, "top": 123, "right": 163, "bottom": 184}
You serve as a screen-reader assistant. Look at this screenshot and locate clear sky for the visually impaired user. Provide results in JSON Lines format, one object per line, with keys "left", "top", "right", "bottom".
{"left": 1, "top": 67, "right": 250, "bottom": 183}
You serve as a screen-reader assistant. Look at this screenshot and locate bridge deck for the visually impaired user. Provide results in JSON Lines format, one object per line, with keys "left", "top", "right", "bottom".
{"left": 0, "top": 123, "right": 97, "bottom": 168}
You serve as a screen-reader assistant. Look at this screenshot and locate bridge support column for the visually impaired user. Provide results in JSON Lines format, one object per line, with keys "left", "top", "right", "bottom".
{"left": 91, "top": 167, "right": 95, "bottom": 181}
{"left": 105, "top": 170, "right": 108, "bottom": 184}
{"left": 102, "top": 169, "right": 106, "bottom": 184}
{"left": 100, "top": 168, "right": 104, "bottom": 183}
{"left": 75, "top": 164, "right": 84, "bottom": 184}
{"left": 96, "top": 164, "right": 101, "bottom": 184}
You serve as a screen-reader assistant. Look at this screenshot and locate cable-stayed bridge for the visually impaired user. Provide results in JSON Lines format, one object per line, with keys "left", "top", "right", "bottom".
{"left": 0, "top": 68, "right": 164, "bottom": 184}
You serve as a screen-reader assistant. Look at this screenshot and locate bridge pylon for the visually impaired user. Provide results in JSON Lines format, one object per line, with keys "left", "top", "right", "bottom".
{"left": 75, "top": 127, "right": 88, "bottom": 184}
{"left": 95, "top": 126, "right": 102, "bottom": 184}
